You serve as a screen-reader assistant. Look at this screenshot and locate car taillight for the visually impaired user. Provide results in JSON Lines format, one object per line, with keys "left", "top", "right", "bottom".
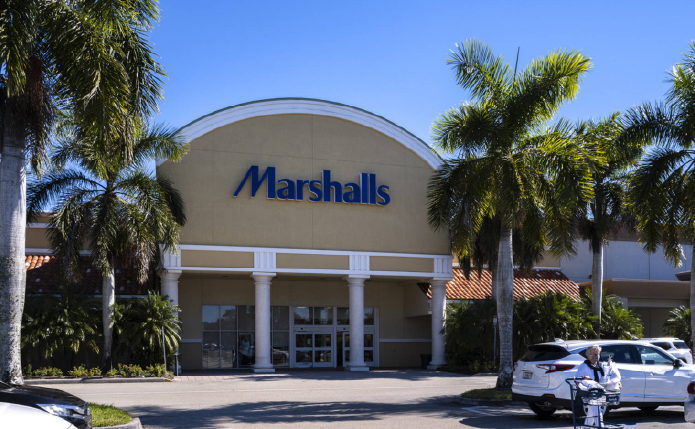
{"left": 688, "top": 382, "right": 695, "bottom": 395}
{"left": 536, "top": 364, "right": 576, "bottom": 374}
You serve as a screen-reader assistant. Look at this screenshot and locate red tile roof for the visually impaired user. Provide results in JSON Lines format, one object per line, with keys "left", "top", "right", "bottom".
{"left": 420, "top": 267, "right": 579, "bottom": 300}
{"left": 25, "top": 255, "right": 152, "bottom": 295}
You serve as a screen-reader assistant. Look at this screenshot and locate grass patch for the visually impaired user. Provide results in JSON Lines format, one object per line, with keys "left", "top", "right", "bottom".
{"left": 90, "top": 403, "right": 131, "bottom": 427}
{"left": 460, "top": 388, "right": 512, "bottom": 400}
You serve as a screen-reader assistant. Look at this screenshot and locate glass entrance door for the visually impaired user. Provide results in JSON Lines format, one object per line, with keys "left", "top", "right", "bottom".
{"left": 339, "top": 331, "right": 376, "bottom": 367}
{"left": 293, "top": 331, "right": 333, "bottom": 368}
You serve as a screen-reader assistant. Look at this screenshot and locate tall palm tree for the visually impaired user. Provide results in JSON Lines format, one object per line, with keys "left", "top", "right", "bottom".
{"left": 574, "top": 113, "right": 644, "bottom": 336}
{"left": 27, "top": 120, "right": 187, "bottom": 369}
{"left": 624, "top": 42, "right": 695, "bottom": 348}
{"left": 0, "top": 0, "right": 165, "bottom": 384}
{"left": 428, "top": 40, "right": 595, "bottom": 387}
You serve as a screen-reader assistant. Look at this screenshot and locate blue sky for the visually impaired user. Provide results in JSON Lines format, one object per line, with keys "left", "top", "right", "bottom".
{"left": 151, "top": 0, "right": 695, "bottom": 150}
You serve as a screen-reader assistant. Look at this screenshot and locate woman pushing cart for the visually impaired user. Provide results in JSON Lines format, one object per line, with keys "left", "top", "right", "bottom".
{"left": 567, "top": 344, "right": 623, "bottom": 429}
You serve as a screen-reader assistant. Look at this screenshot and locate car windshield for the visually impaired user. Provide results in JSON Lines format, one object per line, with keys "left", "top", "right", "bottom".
{"left": 675, "top": 341, "right": 690, "bottom": 349}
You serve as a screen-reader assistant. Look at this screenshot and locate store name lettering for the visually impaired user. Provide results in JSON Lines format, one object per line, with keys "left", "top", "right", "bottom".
{"left": 233, "top": 166, "right": 390, "bottom": 206}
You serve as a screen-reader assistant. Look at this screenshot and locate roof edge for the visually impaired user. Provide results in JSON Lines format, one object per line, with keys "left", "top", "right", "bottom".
{"left": 162, "top": 98, "right": 443, "bottom": 169}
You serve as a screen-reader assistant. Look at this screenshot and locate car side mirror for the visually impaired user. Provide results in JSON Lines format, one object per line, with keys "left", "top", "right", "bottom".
{"left": 675, "top": 358, "right": 685, "bottom": 368}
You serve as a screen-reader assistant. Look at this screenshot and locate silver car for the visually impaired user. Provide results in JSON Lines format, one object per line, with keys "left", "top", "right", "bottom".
{"left": 646, "top": 338, "right": 693, "bottom": 364}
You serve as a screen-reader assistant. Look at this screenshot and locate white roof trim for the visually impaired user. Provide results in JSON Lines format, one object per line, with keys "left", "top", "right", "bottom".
{"left": 158, "top": 98, "right": 442, "bottom": 169}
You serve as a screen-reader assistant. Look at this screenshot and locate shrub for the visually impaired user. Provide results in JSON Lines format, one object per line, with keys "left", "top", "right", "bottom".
{"left": 145, "top": 364, "right": 167, "bottom": 377}
{"left": 106, "top": 368, "right": 118, "bottom": 377}
{"left": 482, "top": 361, "right": 493, "bottom": 372}
{"left": 29, "top": 367, "right": 63, "bottom": 377}
{"left": 68, "top": 366, "right": 87, "bottom": 377}
{"left": 31, "top": 367, "right": 47, "bottom": 377}
{"left": 117, "top": 364, "right": 144, "bottom": 377}
{"left": 24, "top": 364, "right": 32, "bottom": 376}
{"left": 88, "top": 367, "right": 102, "bottom": 377}
{"left": 46, "top": 367, "right": 63, "bottom": 377}
{"left": 469, "top": 361, "right": 481, "bottom": 372}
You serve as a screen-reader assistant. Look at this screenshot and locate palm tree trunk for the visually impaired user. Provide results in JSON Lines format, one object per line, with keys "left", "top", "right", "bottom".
{"left": 496, "top": 225, "right": 514, "bottom": 388}
{"left": 591, "top": 244, "right": 604, "bottom": 338}
{"left": 102, "top": 264, "right": 115, "bottom": 369}
{"left": 0, "top": 111, "right": 27, "bottom": 385}
{"left": 690, "top": 247, "right": 695, "bottom": 350}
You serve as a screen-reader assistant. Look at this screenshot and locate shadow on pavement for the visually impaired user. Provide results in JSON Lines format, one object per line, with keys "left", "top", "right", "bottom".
{"left": 128, "top": 395, "right": 466, "bottom": 428}
{"left": 458, "top": 407, "right": 686, "bottom": 428}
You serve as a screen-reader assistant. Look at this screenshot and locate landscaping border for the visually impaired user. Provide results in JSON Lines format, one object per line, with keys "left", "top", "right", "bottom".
{"left": 25, "top": 377, "right": 173, "bottom": 385}
{"left": 98, "top": 417, "right": 142, "bottom": 429}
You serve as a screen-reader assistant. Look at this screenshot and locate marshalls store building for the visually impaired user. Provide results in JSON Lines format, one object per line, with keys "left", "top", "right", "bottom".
{"left": 155, "top": 98, "right": 455, "bottom": 372}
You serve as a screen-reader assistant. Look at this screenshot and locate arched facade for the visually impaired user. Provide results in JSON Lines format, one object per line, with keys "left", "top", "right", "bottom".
{"left": 157, "top": 99, "right": 453, "bottom": 372}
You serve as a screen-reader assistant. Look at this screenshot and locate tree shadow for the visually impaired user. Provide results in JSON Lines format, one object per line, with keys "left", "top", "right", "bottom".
{"left": 126, "top": 395, "right": 465, "bottom": 428}
{"left": 458, "top": 407, "right": 686, "bottom": 428}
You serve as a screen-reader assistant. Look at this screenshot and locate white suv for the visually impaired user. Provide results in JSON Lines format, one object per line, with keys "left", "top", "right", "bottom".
{"left": 645, "top": 338, "right": 693, "bottom": 364}
{"left": 512, "top": 340, "right": 694, "bottom": 417}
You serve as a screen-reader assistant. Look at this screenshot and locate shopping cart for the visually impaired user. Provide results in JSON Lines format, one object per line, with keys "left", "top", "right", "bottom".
{"left": 565, "top": 378, "right": 622, "bottom": 429}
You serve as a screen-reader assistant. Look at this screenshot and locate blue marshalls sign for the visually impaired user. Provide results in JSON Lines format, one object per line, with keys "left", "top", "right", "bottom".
{"left": 233, "top": 166, "right": 390, "bottom": 206}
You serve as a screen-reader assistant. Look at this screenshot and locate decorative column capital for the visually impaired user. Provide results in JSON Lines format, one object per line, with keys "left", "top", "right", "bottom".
{"left": 160, "top": 270, "right": 182, "bottom": 281}
{"left": 344, "top": 275, "right": 369, "bottom": 287}
{"left": 251, "top": 272, "right": 276, "bottom": 283}
{"left": 429, "top": 278, "right": 449, "bottom": 290}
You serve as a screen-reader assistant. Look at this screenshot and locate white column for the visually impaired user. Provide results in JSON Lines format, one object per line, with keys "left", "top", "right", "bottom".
{"left": 345, "top": 275, "right": 369, "bottom": 371}
{"left": 252, "top": 272, "right": 275, "bottom": 373}
{"left": 428, "top": 279, "right": 448, "bottom": 369}
{"left": 160, "top": 270, "right": 182, "bottom": 305}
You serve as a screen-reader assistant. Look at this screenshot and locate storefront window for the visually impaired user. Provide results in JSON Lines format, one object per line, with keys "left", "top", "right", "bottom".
{"left": 202, "top": 305, "right": 220, "bottom": 331}
{"left": 220, "top": 306, "right": 237, "bottom": 330}
{"left": 201, "top": 305, "right": 290, "bottom": 369}
{"left": 314, "top": 307, "right": 333, "bottom": 325}
{"left": 337, "top": 307, "right": 349, "bottom": 325}
{"left": 293, "top": 307, "right": 312, "bottom": 325}
{"left": 336, "top": 307, "right": 375, "bottom": 325}
{"left": 238, "top": 305, "right": 255, "bottom": 330}
{"left": 272, "top": 331, "right": 290, "bottom": 367}
{"left": 238, "top": 333, "right": 255, "bottom": 367}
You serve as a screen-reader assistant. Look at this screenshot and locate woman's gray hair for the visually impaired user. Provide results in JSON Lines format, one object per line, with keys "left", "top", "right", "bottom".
{"left": 586, "top": 345, "right": 602, "bottom": 356}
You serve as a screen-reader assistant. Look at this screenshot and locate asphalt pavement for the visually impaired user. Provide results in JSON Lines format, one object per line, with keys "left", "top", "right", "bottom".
{"left": 32, "top": 370, "right": 694, "bottom": 429}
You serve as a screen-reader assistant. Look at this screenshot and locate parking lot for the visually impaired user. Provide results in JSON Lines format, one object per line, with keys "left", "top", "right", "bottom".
{"left": 34, "top": 371, "right": 693, "bottom": 428}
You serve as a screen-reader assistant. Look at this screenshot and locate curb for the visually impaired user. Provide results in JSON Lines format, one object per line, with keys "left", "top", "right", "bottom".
{"left": 25, "top": 377, "right": 174, "bottom": 385}
{"left": 100, "top": 417, "right": 142, "bottom": 429}
{"left": 454, "top": 396, "right": 526, "bottom": 407}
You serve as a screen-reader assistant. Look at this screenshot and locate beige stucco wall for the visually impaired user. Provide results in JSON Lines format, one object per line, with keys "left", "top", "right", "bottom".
{"left": 181, "top": 250, "right": 254, "bottom": 268}
{"left": 177, "top": 276, "right": 432, "bottom": 369}
{"left": 26, "top": 228, "right": 50, "bottom": 249}
{"left": 276, "top": 254, "right": 349, "bottom": 270}
{"left": 158, "top": 114, "right": 449, "bottom": 254}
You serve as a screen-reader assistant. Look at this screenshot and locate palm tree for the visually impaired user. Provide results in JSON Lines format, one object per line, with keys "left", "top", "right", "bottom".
{"left": 663, "top": 306, "right": 691, "bottom": 347}
{"left": 128, "top": 292, "right": 181, "bottom": 366}
{"left": 26, "top": 120, "right": 187, "bottom": 369}
{"left": 22, "top": 292, "right": 100, "bottom": 370}
{"left": 581, "top": 292, "right": 643, "bottom": 340}
{"left": 428, "top": 40, "right": 595, "bottom": 387}
{"left": 624, "top": 42, "right": 695, "bottom": 347}
{"left": 0, "top": 0, "right": 166, "bottom": 384}
{"left": 574, "top": 114, "right": 644, "bottom": 336}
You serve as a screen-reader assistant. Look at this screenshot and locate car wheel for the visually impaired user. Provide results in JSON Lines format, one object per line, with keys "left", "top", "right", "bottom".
{"left": 638, "top": 406, "right": 659, "bottom": 412}
{"left": 528, "top": 402, "right": 557, "bottom": 418}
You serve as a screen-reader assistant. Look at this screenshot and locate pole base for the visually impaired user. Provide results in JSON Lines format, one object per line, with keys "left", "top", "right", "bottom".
{"left": 252, "top": 368, "right": 276, "bottom": 373}
{"left": 344, "top": 366, "right": 370, "bottom": 372}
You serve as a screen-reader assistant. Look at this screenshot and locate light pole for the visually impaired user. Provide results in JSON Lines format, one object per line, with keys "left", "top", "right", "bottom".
{"left": 162, "top": 318, "right": 166, "bottom": 376}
